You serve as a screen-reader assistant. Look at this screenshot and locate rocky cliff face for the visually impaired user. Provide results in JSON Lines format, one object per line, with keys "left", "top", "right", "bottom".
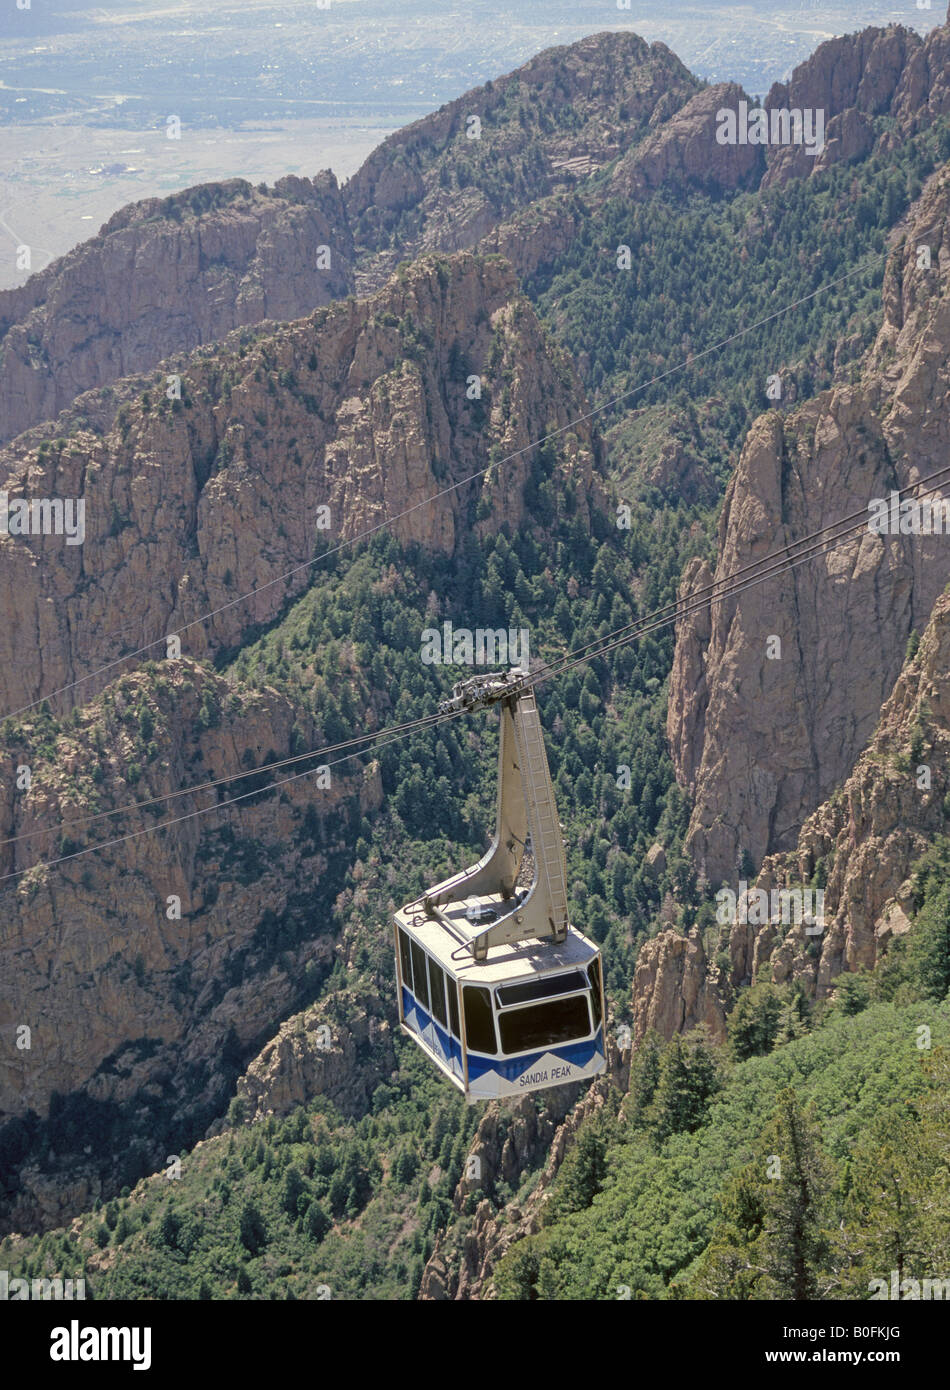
{"left": 668, "top": 168, "right": 950, "bottom": 886}
{"left": 630, "top": 927, "right": 727, "bottom": 1045}
{"left": 890, "top": 10, "right": 950, "bottom": 137}
{"left": 0, "top": 175, "right": 354, "bottom": 447}
{"left": 226, "top": 987, "right": 396, "bottom": 1125}
{"left": 762, "top": 18, "right": 950, "bottom": 187}
{"left": 0, "top": 251, "right": 600, "bottom": 721}
{"left": 611, "top": 84, "right": 765, "bottom": 196}
{"left": 419, "top": 1079, "right": 614, "bottom": 1300}
{"left": 636, "top": 582, "right": 950, "bottom": 1042}
{"left": 761, "top": 26, "right": 922, "bottom": 186}
{"left": 0, "top": 654, "right": 380, "bottom": 1230}
{"left": 612, "top": 13, "right": 950, "bottom": 200}
{"left": 0, "top": 34, "right": 698, "bottom": 449}
{"left": 731, "top": 585, "right": 950, "bottom": 999}
{"left": 613, "top": 14, "right": 950, "bottom": 198}
{"left": 0, "top": 249, "right": 603, "bottom": 1233}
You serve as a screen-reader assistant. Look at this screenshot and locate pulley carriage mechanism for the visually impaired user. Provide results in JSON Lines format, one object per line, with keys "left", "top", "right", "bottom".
{"left": 393, "top": 670, "right": 606, "bottom": 1101}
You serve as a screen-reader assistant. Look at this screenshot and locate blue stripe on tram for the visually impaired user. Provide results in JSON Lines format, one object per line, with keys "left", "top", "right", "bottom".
{"left": 466, "top": 1030, "right": 604, "bottom": 1082}
{"left": 402, "top": 987, "right": 464, "bottom": 1077}
{"left": 402, "top": 986, "right": 603, "bottom": 1083}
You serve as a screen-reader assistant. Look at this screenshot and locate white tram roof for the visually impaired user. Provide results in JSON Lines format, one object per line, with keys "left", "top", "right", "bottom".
{"left": 394, "top": 890, "right": 599, "bottom": 985}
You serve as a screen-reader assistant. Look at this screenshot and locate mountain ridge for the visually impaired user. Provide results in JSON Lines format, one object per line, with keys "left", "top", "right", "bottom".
{"left": 5, "top": 12, "right": 950, "bottom": 448}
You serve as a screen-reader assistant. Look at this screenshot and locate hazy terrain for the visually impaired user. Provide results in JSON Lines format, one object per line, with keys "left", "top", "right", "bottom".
{"left": 0, "top": 0, "right": 942, "bottom": 287}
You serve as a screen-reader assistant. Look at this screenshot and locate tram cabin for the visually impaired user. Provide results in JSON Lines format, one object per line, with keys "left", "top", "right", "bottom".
{"left": 394, "top": 893, "right": 606, "bottom": 1102}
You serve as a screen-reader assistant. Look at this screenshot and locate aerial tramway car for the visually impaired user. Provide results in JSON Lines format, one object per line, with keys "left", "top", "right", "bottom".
{"left": 393, "top": 670, "right": 606, "bottom": 1101}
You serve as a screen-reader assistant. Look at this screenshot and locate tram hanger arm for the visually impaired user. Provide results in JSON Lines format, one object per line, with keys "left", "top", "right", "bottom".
{"left": 426, "top": 671, "right": 570, "bottom": 961}
{"left": 424, "top": 689, "right": 528, "bottom": 910}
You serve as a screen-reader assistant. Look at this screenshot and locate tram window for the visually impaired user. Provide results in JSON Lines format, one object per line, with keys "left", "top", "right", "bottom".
{"left": 448, "top": 980, "right": 460, "bottom": 1038}
{"left": 428, "top": 957, "right": 448, "bottom": 1028}
{"left": 398, "top": 930, "right": 413, "bottom": 993}
{"left": 498, "top": 995, "right": 591, "bottom": 1056}
{"left": 587, "top": 958, "right": 602, "bottom": 1026}
{"left": 496, "top": 971, "right": 587, "bottom": 1009}
{"left": 409, "top": 940, "right": 429, "bottom": 1010}
{"left": 463, "top": 986, "right": 497, "bottom": 1054}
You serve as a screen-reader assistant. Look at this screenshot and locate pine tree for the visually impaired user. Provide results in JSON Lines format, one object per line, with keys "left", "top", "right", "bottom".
{"left": 915, "top": 1050, "right": 950, "bottom": 1271}
{"left": 306, "top": 1201, "right": 331, "bottom": 1243}
{"left": 687, "top": 1087, "right": 832, "bottom": 1299}
{"left": 239, "top": 1200, "right": 267, "bottom": 1255}
{"left": 627, "top": 1032, "right": 661, "bottom": 1128}
{"left": 689, "top": 1165, "right": 767, "bottom": 1300}
{"left": 551, "top": 1118, "right": 609, "bottom": 1215}
{"left": 536, "top": 1255, "right": 560, "bottom": 1300}
{"left": 727, "top": 983, "right": 783, "bottom": 1060}
{"left": 836, "top": 1104, "right": 932, "bottom": 1296}
{"left": 758, "top": 1090, "right": 833, "bottom": 1300}
{"left": 650, "top": 1030, "right": 720, "bottom": 1142}
{"left": 281, "top": 1165, "right": 305, "bottom": 1216}
{"left": 908, "top": 883, "right": 950, "bottom": 1000}
{"left": 773, "top": 990, "right": 810, "bottom": 1047}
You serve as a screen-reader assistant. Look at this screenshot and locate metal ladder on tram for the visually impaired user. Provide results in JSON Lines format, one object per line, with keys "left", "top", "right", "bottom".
{"left": 515, "top": 690, "right": 569, "bottom": 942}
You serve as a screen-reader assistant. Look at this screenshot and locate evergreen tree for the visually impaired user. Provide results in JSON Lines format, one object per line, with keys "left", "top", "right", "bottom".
{"left": 773, "top": 989, "right": 810, "bottom": 1047}
{"left": 281, "top": 1164, "right": 305, "bottom": 1216}
{"left": 627, "top": 1031, "right": 662, "bottom": 1128}
{"left": 688, "top": 1087, "right": 832, "bottom": 1299}
{"left": 914, "top": 1049, "right": 950, "bottom": 1271}
{"left": 306, "top": 1201, "right": 331, "bottom": 1243}
{"left": 550, "top": 1115, "right": 609, "bottom": 1216}
{"left": 650, "top": 1030, "right": 720, "bottom": 1142}
{"left": 761, "top": 1090, "right": 833, "bottom": 1300}
{"left": 239, "top": 1200, "right": 267, "bottom": 1255}
{"left": 689, "top": 1165, "right": 767, "bottom": 1300}
{"left": 907, "top": 883, "right": 950, "bottom": 1000}
{"left": 536, "top": 1256, "right": 560, "bottom": 1300}
{"left": 836, "top": 1104, "right": 933, "bottom": 1296}
{"left": 728, "top": 983, "right": 783, "bottom": 1060}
